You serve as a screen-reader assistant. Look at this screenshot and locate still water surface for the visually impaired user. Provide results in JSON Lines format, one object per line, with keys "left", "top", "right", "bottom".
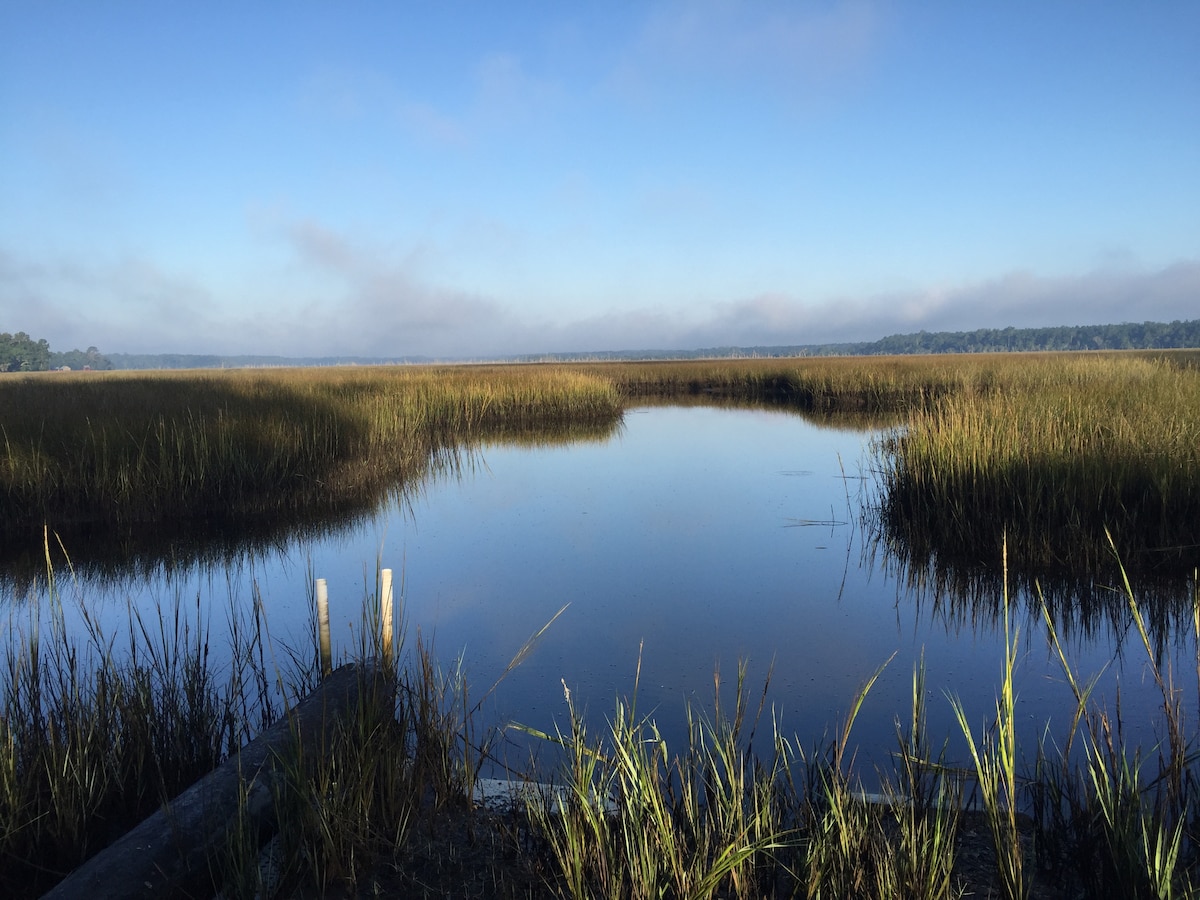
{"left": 7, "top": 404, "right": 1192, "bottom": 777}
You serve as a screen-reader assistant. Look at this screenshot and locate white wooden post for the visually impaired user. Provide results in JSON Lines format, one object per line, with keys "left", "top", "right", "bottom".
{"left": 315, "top": 577, "right": 332, "bottom": 677}
{"left": 380, "top": 568, "right": 394, "bottom": 666}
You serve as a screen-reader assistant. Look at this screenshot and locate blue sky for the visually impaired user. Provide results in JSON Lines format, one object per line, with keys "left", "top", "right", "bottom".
{"left": 2, "top": 2, "right": 1197, "bottom": 358}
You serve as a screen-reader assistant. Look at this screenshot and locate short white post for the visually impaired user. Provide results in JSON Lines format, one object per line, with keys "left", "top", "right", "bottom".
{"left": 316, "top": 578, "right": 332, "bottom": 677}
{"left": 380, "top": 568, "right": 394, "bottom": 667}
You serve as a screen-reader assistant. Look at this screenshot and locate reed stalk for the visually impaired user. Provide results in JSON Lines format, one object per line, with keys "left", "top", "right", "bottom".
{"left": 879, "top": 656, "right": 961, "bottom": 900}
{"left": 518, "top": 653, "right": 793, "bottom": 900}
{"left": 1034, "top": 546, "right": 1198, "bottom": 899}
{"left": 948, "top": 541, "right": 1028, "bottom": 900}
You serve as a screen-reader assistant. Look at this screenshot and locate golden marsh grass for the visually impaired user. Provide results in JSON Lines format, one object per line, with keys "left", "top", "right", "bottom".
{"left": 874, "top": 353, "right": 1200, "bottom": 577}
{"left": 3, "top": 351, "right": 1199, "bottom": 582}
{"left": 0, "top": 365, "right": 622, "bottom": 534}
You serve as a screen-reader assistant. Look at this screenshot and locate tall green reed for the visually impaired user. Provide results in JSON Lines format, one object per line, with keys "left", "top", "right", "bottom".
{"left": 878, "top": 656, "right": 961, "bottom": 900}
{"left": 519, "top": 653, "right": 792, "bottom": 900}
{"left": 1033, "top": 545, "right": 1198, "bottom": 899}
{"left": 949, "top": 541, "right": 1028, "bottom": 900}
{"left": 0, "top": 554, "right": 265, "bottom": 897}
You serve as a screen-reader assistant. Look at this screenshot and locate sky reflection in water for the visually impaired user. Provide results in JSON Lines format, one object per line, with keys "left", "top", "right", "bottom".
{"left": 297, "top": 404, "right": 1193, "bottom": 775}
{"left": 7, "top": 404, "right": 1195, "bottom": 781}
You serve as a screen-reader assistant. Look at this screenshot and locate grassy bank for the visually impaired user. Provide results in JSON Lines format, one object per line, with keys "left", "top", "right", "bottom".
{"left": 572, "top": 356, "right": 973, "bottom": 409}
{"left": 0, "top": 365, "right": 621, "bottom": 534}
{"left": 4, "top": 567, "right": 1197, "bottom": 898}
{"left": 1, "top": 355, "right": 943, "bottom": 541}
{"left": 2, "top": 350, "right": 1199, "bottom": 591}
{"left": 873, "top": 354, "right": 1200, "bottom": 579}
{"left": 8, "top": 351, "right": 1198, "bottom": 582}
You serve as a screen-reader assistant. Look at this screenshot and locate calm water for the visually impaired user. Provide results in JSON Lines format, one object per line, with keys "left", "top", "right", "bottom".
{"left": 6, "top": 404, "right": 1194, "bottom": 778}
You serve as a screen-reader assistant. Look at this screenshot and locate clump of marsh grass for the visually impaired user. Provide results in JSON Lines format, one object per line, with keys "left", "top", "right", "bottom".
{"left": 949, "top": 542, "right": 1029, "bottom": 900}
{"left": 781, "top": 659, "right": 887, "bottom": 899}
{"left": 519, "top": 655, "right": 791, "bottom": 900}
{"left": 265, "top": 667, "right": 412, "bottom": 894}
{"left": 0, "top": 365, "right": 623, "bottom": 544}
{"left": 521, "top": 650, "right": 973, "bottom": 900}
{"left": 576, "top": 355, "right": 971, "bottom": 411}
{"left": 3, "top": 553, "right": 557, "bottom": 899}
{"left": 0, "top": 557, "right": 266, "bottom": 897}
{"left": 786, "top": 653, "right": 964, "bottom": 900}
{"left": 1030, "top": 547, "right": 1199, "bottom": 899}
{"left": 877, "top": 657, "right": 962, "bottom": 900}
{"left": 875, "top": 354, "right": 1200, "bottom": 580}
{"left": 212, "top": 588, "right": 568, "bottom": 898}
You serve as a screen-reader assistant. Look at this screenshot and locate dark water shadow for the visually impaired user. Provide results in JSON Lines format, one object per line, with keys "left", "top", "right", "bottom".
{"left": 861, "top": 511, "right": 1199, "bottom": 662}
{"left": 629, "top": 393, "right": 907, "bottom": 432}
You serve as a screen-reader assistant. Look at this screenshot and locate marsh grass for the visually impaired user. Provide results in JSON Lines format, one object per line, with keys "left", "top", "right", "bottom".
{"left": 220, "top": 581, "right": 564, "bottom": 897}
{"left": 0, "top": 365, "right": 622, "bottom": 537}
{"left": 0, "top": 570, "right": 265, "bottom": 896}
{"left": 949, "top": 542, "right": 1029, "bottom": 900}
{"left": 0, "top": 556, "right": 359, "bottom": 895}
{"left": 879, "top": 657, "right": 962, "bottom": 900}
{"left": 516, "top": 655, "right": 794, "bottom": 900}
{"left": 572, "top": 356, "right": 972, "bottom": 410}
{"left": 517, "top": 554, "right": 1199, "bottom": 899}
{"left": 4, "top": 555, "right": 1200, "bottom": 897}
{"left": 5, "top": 351, "right": 1200, "bottom": 896}
{"left": 5, "top": 352, "right": 1198, "bottom": 586}
{"left": 521, "top": 652, "right": 971, "bottom": 900}
{"left": 1029, "top": 549, "right": 1200, "bottom": 899}
{"left": 0, "top": 547, "right": 563, "bottom": 898}
{"left": 875, "top": 354, "right": 1200, "bottom": 579}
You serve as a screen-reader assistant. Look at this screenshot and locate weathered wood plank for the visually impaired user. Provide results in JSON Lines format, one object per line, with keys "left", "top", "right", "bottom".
{"left": 42, "top": 662, "right": 393, "bottom": 900}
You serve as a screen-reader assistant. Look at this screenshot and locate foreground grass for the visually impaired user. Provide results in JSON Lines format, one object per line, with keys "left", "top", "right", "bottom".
{"left": 0, "top": 567, "right": 504, "bottom": 898}
{"left": 4, "top": 561, "right": 1198, "bottom": 898}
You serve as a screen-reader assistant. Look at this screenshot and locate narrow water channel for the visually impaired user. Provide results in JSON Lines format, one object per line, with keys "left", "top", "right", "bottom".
{"left": 5, "top": 403, "right": 1195, "bottom": 781}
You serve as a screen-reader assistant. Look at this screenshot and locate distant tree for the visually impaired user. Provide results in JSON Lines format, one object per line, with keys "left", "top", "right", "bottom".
{"left": 0, "top": 332, "right": 51, "bottom": 371}
{"left": 49, "top": 345, "right": 114, "bottom": 370}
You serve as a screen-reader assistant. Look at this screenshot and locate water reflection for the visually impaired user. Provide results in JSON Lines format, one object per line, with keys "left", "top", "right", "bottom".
{"left": 863, "top": 504, "right": 1200, "bottom": 660}
{"left": 0, "top": 419, "right": 621, "bottom": 597}
{"left": 3, "top": 403, "right": 1196, "bottom": 780}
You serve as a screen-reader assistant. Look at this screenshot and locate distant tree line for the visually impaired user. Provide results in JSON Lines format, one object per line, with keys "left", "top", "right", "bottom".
{"left": 51, "top": 346, "right": 115, "bottom": 370}
{"left": 4, "top": 319, "right": 1198, "bottom": 371}
{"left": 0, "top": 332, "right": 112, "bottom": 371}
{"left": 856, "top": 319, "right": 1200, "bottom": 356}
{"left": 526, "top": 319, "right": 1200, "bottom": 361}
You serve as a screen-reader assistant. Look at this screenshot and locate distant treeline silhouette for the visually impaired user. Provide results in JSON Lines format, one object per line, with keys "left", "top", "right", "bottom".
{"left": 521, "top": 318, "right": 1200, "bottom": 362}
{"left": 6, "top": 319, "right": 1198, "bottom": 371}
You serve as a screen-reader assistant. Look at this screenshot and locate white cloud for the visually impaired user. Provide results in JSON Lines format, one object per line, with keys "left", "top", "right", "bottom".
{"left": 695, "top": 261, "right": 1200, "bottom": 347}
{"left": 4, "top": 230, "right": 1198, "bottom": 359}
{"left": 274, "top": 218, "right": 519, "bottom": 356}
{"left": 0, "top": 250, "right": 217, "bottom": 353}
